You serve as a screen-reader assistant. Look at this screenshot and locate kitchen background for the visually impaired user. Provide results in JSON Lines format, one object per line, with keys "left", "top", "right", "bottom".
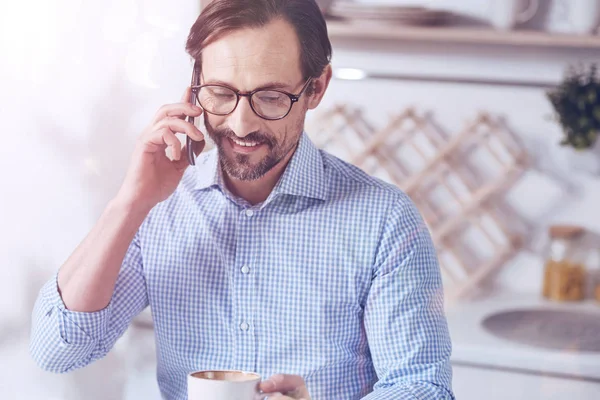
{"left": 1, "top": 0, "right": 600, "bottom": 399}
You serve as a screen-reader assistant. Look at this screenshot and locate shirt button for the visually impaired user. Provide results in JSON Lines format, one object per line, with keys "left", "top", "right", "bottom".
{"left": 245, "top": 209, "right": 254, "bottom": 217}
{"left": 241, "top": 265, "right": 250, "bottom": 274}
{"left": 240, "top": 322, "right": 250, "bottom": 331}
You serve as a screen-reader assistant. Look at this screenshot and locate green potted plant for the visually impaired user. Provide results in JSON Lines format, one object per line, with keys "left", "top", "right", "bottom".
{"left": 547, "top": 63, "right": 600, "bottom": 150}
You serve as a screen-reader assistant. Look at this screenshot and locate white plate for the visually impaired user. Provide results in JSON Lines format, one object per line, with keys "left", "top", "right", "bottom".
{"left": 330, "top": 7, "right": 452, "bottom": 25}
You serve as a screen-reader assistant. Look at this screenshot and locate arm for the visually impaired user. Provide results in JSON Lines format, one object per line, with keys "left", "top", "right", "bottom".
{"left": 29, "top": 88, "right": 205, "bottom": 372}
{"left": 29, "top": 226, "right": 148, "bottom": 373}
{"left": 57, "top": 198, "right": 149, "bottom": 312}
{"left": 57, "top": 86, "right": 203, "bottom": 312}
{"left": 361, "top": 195, "right": 454, "bottom": 400}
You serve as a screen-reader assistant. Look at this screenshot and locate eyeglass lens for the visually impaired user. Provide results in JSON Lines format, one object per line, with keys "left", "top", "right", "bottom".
{"left": 197, "top": 86, "right": 293, "bottom": 119}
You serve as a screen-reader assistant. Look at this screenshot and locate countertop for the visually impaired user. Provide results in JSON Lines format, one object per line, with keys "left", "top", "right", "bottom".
{"left": 445, "top": 291, "right": 600, "bottom": 380}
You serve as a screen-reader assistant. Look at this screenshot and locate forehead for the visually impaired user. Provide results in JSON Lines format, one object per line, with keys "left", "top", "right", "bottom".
{"left": 201, "top": 18, "right": 303, "bottom": 89}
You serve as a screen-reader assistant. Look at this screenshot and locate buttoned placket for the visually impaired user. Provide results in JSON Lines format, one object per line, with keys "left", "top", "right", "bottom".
{"left": 231, "top": 206, "right": 259, "bottom": 371}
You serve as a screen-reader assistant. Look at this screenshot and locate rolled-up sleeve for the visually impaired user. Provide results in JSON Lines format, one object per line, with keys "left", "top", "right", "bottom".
{"left": 30, "top": 232, "right": 148, "bottom": 373}
{"left": 362, "top": 195, "right": 454, "bottom": 400}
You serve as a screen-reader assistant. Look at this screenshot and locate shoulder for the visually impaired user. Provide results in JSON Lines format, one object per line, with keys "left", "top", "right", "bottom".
{"left": 320, "top": 150, "right": 429, "bottom": 245}
{"left": 321, "top": 150, "right": 416, "bottom": 213}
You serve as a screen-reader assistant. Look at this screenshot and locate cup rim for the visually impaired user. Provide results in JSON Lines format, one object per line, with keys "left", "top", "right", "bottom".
{"left": 188, "top": 370, "right": 261, "bottom": 381}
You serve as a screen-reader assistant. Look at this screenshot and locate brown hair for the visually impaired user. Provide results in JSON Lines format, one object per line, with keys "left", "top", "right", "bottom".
{"left": 186, "top": 0, "right": 332, "bottom": 80}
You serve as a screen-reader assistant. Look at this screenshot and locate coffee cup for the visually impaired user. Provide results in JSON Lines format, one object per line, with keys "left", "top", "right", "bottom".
{"left": 489, "top": 0, "right": 539, "bottom": 30}
{"left": 187, "top": 370, "right": 262, "bottom": 400}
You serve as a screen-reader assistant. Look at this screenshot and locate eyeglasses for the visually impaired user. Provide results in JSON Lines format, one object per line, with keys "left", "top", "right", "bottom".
{"left": 191, "top": 78, "right": 312, "bottom": 121}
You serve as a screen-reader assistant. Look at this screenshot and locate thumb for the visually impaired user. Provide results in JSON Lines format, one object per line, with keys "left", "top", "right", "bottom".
{"left": 260, "top": 374, "right": 305, "bottom": 393}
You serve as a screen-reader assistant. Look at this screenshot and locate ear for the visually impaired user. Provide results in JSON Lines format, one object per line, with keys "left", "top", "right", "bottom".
{"left": 306, "top": 64, "right": 333, "bottom": 110}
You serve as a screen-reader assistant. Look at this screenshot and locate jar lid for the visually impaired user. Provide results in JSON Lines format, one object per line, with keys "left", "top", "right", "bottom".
{"left": 549, "top": 225, "right": 585, "bottom": 239}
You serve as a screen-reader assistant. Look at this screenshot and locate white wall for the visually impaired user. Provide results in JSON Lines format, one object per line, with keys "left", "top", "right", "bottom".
{"left": 1, "top": 0, "right": 200, "bottom": 315}
{"left": 0, "top": 0, "right": 198, "bottom": 398}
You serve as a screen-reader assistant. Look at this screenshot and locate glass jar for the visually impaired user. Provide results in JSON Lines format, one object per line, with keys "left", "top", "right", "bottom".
{"left": 587, "top": 247, "right": 600, "bottom": 303}
{"left": 542, "top": 225, "right": 587, "bottom": 302}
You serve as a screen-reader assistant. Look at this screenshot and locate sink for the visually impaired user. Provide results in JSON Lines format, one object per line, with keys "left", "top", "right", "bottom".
{"left": 482, "top": 308, "right": 600, "bottom": 352}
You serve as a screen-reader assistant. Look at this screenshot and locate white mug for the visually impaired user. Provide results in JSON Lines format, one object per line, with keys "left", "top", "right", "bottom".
{"left": 489, "top": 0, "right": 540, "bottom": 30}
{"left": 187, "top": 370, "right": 263, "bottom": 400}
{"left": 567, "top": 0, "right": 600, "bottom": 34}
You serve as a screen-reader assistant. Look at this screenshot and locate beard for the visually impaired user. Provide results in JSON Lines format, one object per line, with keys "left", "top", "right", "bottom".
{"left": 204, "top": 115, "right": 299, "bottom": 181}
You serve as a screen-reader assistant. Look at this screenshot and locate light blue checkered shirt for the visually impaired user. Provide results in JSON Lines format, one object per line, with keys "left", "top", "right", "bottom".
{"left": 30, "top": 133, "right": 454, "bottom": 399}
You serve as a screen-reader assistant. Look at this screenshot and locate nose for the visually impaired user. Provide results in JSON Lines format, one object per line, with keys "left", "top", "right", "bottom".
{"left": 228, "top": 96, "right": 261, "bottom": 139}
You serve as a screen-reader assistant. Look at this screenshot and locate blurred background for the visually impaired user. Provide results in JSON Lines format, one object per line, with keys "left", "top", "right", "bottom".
{"left": 1, "top": 0, "right": 599, "bottom": 399}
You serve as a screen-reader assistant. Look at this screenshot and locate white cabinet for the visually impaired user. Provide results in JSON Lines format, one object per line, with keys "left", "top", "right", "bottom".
{"left": 453, "top": 364, "right": 600, "bottom": 400}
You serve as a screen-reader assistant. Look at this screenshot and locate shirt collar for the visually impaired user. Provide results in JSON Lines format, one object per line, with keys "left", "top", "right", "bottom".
{"left": 193, "top": 147, "right": 221, "bottom": 191}
{"left": 193, "top": 132, "right": 327, "bottom": 201}
{"left": 270, "top": 132, "right": 327, "bottom": 201}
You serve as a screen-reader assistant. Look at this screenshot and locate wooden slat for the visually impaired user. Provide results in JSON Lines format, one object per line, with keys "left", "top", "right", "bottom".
{"left": 308, "top": 106, "right": 529, "bottom": 301}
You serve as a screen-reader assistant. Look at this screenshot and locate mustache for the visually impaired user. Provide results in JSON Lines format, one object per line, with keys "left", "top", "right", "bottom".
{"left": 212, "top": 128, "right": 276, "bottom": 148}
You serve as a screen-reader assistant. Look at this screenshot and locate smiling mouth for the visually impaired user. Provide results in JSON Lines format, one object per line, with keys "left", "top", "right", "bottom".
{"left": 227, "top": 137, "right": 266, "bottom": 153}
{"left": 231, "top": 137, "right": 260, "bottom": 147}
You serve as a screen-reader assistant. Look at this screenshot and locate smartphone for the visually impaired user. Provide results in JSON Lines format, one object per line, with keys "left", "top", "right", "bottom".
{"left": 186, "top": 62, "right": 200, "bottom": 166}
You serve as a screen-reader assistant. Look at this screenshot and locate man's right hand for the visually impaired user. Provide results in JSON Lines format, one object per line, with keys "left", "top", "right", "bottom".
{"left": 116, "top": 87, "right": 205, "bottom": 212}
{"left": 55, "top": 87, "right": 205, "bottom": 313}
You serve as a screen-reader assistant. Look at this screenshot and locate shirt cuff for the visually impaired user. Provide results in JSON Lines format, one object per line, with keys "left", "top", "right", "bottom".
{"left": 41, "top": 273, "right": 111, "bottom": 346}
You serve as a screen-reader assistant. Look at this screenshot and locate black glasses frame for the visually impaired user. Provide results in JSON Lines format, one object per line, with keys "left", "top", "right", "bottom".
{"left": 192, "top": 78, "right": 312, "bottom": 121}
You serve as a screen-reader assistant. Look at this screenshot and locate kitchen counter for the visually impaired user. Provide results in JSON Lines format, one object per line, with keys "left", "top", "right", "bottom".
{"left": 446, "top": 290, "right": 600, "bottom": 381}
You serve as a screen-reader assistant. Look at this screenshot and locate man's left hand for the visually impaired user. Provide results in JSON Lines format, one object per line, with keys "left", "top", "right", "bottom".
{"left": 259, "top": 374, "right": 310, "bottom": 400}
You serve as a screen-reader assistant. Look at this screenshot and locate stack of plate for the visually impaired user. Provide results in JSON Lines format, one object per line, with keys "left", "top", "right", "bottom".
{"left": 329, "top": 2, "right": 452, "bottom": 26}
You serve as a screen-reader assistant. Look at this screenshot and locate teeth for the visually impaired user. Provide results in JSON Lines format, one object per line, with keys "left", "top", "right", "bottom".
{"left": 232, "top": 138, "right": 258, "bottom": 147}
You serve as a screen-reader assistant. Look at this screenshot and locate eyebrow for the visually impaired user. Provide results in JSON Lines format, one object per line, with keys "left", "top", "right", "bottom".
{"left": 202, "top": 79, "right": 293, "bottom": 92}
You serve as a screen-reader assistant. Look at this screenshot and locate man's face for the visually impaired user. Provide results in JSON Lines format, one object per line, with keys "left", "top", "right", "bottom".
{"left": 200, "top": 18, "right": 309, "bottom": 181}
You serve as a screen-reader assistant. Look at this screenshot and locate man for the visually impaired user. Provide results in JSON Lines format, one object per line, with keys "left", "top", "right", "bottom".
{"left": 30, "top": 1, "right": 454, "bottom": 399}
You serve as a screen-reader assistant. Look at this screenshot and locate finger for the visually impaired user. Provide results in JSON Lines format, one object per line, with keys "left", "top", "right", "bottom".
{"left": 173, "top": 146, "right": 191, "bottom": 171}
{"left": 153, "top": 102, "right": 202, "bottom": 124}
{"left": 259, "top": 374, "right": 305, "bottom": 394}
{"left": 154, "top": 118, "right": 204, "bottom": 142}
{"left": 163, "top": 129, "right": 181, "bottom": 161}
{"left": 143, "top": 128, "right": 181, "bottom": 158}
{"left": 177, "top": 86, "right": 198, "bottom": 120}
{"left": 170, "top": 86, "right": 191, "bottom": 122}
